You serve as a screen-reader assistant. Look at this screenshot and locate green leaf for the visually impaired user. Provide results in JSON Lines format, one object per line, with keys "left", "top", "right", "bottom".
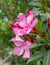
{"left": 27, "top": 51, "right": 47, "bottom": 64}
{"left": 30, "top": 43, "right": 46, "bottom": 49}
{"left": 36, "top": 20, "right": 42, "bottom": 32}
{"left": 37, "top": 60, "right": 41, "bottom": 65}
{"left": 43, "top": 50, "right": 50, "bottom": 65}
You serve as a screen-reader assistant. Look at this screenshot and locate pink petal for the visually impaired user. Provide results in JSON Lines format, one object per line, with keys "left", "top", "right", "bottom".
{"left": 11, "top": 36, "right": 24, "bottom": 46}
{"left": 23, "top": 49, "right": 30, "bottom": 58}
{"left": 13, "top": 28, "right": 27, "bottom": 36}
{"left": 26, "top": 41, "right": 32, "bottom": 47}
{"left": 11, "top": 36, "right": 23, "bottom": 41}
{"left": 17, "top": 13, "right": 27, "bottom": 28}
{"left": 14, "top": 41, "right": 23, "bottom": 46}
{"left": 26, "top": 19, "right": 38, "bottom": 34}
{"left": 30, "top": 19, "right": 38, "bottom": 29}
{"left": 27, "top": 14, "right": 34, "bottom": 25}
{"left": 18, "top": 20, "right": 27, "bottom": 28}
{"left": 14, "top": 47, "right": 24, "bottom": 56}
{"left": 16, "top": 36, "right": 23, "bottom": 41}
{"left": 27, "top": 10, "right": 34, "bottom": 24}
{"left": 17, "top": 13, "right": 24, "bottom": 19}
{"left": 23, "top": 41, "right": 32, "bottom": 50}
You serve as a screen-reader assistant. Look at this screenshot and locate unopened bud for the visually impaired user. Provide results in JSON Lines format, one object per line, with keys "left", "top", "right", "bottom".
{"left": 48, "top": 18, "right": 50, "bottom": 29}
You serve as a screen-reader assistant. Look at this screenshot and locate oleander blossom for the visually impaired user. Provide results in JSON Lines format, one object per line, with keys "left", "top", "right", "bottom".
{"left": 10, "top": 10, "right": 38, "bottom": 58}
{"left": 10, "top": 10, "right": 38, "bottom": 36}
{"left": 11, "top": 36, "right": 32, "bottom": 58}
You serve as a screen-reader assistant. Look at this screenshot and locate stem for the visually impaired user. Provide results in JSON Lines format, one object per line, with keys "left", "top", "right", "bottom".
{"left": 37, "top": 31, "right": 50, "bottom": 43}
{"left": 32, "top": 28, "right": 50, "bottom": 44}
{"left": 44, "top": 36, "right": 50, "bottom": 44}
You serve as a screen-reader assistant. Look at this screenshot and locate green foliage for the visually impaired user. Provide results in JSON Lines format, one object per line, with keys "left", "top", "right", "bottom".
{"left": 36, "top": 19, "right": 42, "bottom": 32}
{"left": 27, "top": 50, "right": 47, "bottom": 64}
{"left": 43, "top": 50, "right": 50, "bottom": 65}
{"left": 0, "top": 0, "right": 50, "bottom": 65}
{"left": 30, "top": 43, "right": 46, "bottom": 49}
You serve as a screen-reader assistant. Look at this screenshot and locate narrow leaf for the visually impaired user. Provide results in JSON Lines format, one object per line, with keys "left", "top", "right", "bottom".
{"left": 30, "top": 43, "right": 46, "bottom": 49}
{"left": 43, "top": 50, "right": 50, "bottom": 65}
{"left": 27, "top": 51, "right": 47, "bottom": 64}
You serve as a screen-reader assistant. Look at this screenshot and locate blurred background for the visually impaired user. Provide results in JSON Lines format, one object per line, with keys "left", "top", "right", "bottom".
{"left": 0, "top": 0, "right": 50, "bottom": 65}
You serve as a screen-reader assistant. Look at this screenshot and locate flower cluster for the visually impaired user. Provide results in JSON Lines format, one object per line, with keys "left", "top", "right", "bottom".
{"left": 10, "top": 10, "right": 38, "bottom": 58}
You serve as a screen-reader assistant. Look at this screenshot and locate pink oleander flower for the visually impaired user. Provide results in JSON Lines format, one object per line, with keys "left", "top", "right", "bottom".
{"left": 11, "top": 36, "right": 32, "bottom": 58}
{"left": 10, "top": 10, "right": 38, "bottom": 36}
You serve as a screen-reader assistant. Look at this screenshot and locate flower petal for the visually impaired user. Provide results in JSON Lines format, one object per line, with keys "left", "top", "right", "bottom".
{"left": 11, "top": 36, "right": 23, "bottom": 41}
{"left": 17, "top": 13, "right": 27, "bottom": 28}
{"left": 11, "top": 36, "right": 24, "bottom": 46}
{"left": 13, "top": 28, "right": 26, "bottom": 36}
{"left": 26, "top": 19, "right": 38, "bottom": 34}
{"left": 26, "top": 41, "right": 32, "bottom": 47}
{"left": 23, "top": 49, "right": 30, "bottom": 58}
{"left": 31, "top": 19, "right": 38, "bottom": 28}
{"left": 27, "top": 10, "right": 34, "bottom": 24}
{"left": 23, "top": 41, "right": 32, "bottom": 50}
{"left": 14, "top": 47, "right": 24, "bottom": 56}
{"left": 17, "top": 13, "right": 24, "bottom": 19}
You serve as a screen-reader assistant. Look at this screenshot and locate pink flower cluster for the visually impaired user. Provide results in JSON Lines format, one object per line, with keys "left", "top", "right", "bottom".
{"left": 10, "top": 10, "right": 38, "bottom": 58}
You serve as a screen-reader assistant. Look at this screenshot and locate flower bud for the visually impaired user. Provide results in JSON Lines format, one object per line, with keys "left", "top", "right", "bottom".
{"left": 48, "top": 18, "right": 50, "bottom": 29}
{"left": 32, "top": 27, "right": 38, "bottom": 33}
